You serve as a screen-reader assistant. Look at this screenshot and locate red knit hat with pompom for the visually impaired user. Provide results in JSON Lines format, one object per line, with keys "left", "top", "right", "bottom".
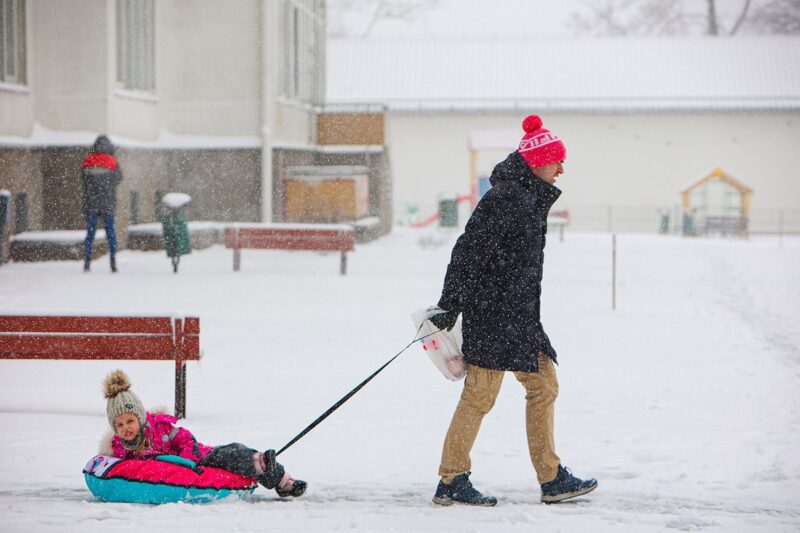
{"left": 517, "top": 115, "right": 566, "bottom": 168}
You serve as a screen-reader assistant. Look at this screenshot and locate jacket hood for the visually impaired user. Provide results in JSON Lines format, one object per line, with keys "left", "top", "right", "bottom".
{"left": 92, "top": 135, "right": 116, "bottom": 155}
{"left": 490, "top": 152, "right": 562, "bottom": 210}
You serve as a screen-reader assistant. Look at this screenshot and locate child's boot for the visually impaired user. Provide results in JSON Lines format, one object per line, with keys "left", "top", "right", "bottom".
{"left": 110, "top": 255, "right": 117, "bottom": 273}
{"left": 84, "top": 257, "right": 91, "bottom": 272}
{"left": 276, "top": 475, "right": 307, "bottom": 498}
{"left": 256, "top": 449, "right": 285, "bottom": 489}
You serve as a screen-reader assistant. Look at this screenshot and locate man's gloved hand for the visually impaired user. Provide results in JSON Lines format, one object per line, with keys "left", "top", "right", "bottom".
{"left": 429, "top": 308, "right": 459, "bottom": 331}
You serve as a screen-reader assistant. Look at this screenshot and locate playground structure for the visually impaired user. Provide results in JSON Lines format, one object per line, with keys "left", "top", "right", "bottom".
{"left": 410, "top": 129, "right": 519, "bottom": 228}
{"left": 680, "top": 168, "right": 753, "bottom": 237}
{"left": 411, "top": 128, "right": 570, "bottom": 232}
{"left": 468, "top": 129, "right": 521, "bottom": 208}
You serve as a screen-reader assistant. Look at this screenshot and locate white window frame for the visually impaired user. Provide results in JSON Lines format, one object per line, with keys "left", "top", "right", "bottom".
{"left": 281, "top": 0, "right": 325, "bottom": 106}
{"left": 116, "top": 0, "right": 155, "bottom": 92}
{"left": 0, "top": 0, "right": 27, "bottom": 85}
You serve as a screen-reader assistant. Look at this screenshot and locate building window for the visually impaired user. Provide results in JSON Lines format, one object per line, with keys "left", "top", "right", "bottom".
{"left": 130, "top": 191, "right": 140, "bottom": 225}
{"left": 281, "top": 0, "right": 325, "bottom": 105}
{"left": 116, "top": 0, "right": 155, "bottom": 91}
{"left": 13, "top": 192, "right": 27, "bottom": 233}
{"left": 0, "top": 0, "right": 27, "bottom": 85}
{"left": 154, "top": 190, "right": 164, "bottom": 219}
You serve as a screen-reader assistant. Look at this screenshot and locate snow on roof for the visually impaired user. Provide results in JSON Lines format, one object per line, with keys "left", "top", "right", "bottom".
{"left": 0, "top": 123, "right": 261, "bottom": 149}
{"left": 327, "top": 37, "right": 800, "bottom": 112}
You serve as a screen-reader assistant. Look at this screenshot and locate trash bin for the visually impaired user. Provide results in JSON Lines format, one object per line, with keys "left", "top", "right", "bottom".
{"left": 160, "top": 193, "right": 192, "bottom": 273}
{"left": 658, "top": 210, "right": 670, "bottom": 234}
{"left": 682, "top": 212, "right": 695, "bottom": 237}
{"left": 0, "top": 190, "right": 10, "bottom": 264}
{"left": 439, "top": 199, "right": 458, "bottom": 228}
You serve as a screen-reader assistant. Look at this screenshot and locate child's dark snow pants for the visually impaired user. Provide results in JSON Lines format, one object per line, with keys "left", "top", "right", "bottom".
{"left": 199, "top": 443, "right": 284, "bottom": 488}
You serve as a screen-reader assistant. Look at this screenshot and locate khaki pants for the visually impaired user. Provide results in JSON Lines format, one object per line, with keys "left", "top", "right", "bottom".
{"left": 438, "top": 353, "right": 561, "bottom": 485}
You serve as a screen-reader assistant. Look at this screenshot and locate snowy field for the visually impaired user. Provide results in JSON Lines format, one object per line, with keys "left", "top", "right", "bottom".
{"left": 0, "top": 228, "right": 798, "bottom": 532}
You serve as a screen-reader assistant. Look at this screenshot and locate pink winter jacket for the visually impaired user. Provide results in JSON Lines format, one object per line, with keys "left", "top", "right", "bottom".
{"left": 111, "top": 412, "right": 214, "bottom": 462}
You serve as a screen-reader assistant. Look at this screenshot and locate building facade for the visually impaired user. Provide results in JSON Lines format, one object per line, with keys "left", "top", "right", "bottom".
{"left": 328, "top": 37, "right": 800, "bottom": 233}
{"left": 1, "top": 0, "right": 393, "bottom": 259}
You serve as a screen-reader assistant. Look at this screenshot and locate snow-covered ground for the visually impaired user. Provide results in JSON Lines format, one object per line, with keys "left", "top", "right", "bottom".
{"left": 0, "top": 229, "right": 798, "bottom": 532}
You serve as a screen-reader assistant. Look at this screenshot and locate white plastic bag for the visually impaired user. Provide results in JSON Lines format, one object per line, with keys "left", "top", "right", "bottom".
{"left": 411, "top": 306, "right": 466, "bottom": 381}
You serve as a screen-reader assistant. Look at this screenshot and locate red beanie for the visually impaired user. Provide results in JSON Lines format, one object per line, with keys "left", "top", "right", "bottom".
{"left": 517, "top": 115, "right": 566, "bottom": 168}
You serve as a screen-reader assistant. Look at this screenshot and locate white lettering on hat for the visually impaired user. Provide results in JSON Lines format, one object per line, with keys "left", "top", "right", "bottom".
{"left": 519, "top": 132, "right": 561, "bottom": 152}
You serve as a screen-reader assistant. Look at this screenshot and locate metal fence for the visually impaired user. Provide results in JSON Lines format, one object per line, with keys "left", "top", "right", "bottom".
{"left": 564, "top": 205, "right": 800, "bottom": 235}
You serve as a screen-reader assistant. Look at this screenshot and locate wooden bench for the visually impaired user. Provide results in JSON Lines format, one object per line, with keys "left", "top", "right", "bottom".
{"left": 224, "top": 224, "right": 355, "bottom": 275}
{"left": 0, "top": 315, "right": 200, "bottom": 418}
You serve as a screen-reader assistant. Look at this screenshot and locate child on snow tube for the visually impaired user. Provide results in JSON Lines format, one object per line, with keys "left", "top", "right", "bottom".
{"left": 98, "top": 370, "right": 306, "bottom": 499}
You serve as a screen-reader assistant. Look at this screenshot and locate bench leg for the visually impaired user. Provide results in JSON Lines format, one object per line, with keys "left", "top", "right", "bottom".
{"left": 340, "top": 252, "right": 347, "bottom": 275}
{"left": 233, "top": 249, "right": 241, "bottom": 272}
{"left": 175, "top": 361, "right": 187, "bottom": 419}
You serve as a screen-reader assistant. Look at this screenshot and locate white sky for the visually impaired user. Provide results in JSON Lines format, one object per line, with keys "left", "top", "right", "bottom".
{"left": 328, "top": 0, "right": 772, "bottom": 40}
{"left": 329, "top": 0, "right": 580, "bottom": 39}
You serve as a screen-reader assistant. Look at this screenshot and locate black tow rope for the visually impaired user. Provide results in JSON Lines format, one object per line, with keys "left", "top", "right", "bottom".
{"left": 276, "top": 328, "right": 440, "bottom": 456}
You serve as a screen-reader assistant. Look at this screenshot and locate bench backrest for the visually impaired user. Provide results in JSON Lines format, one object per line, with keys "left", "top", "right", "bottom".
{"left": 0, "top": 316, "right": 200, "bottom": 361}
{"left": 224, "top": 226, "right": 355, "bottom": 252}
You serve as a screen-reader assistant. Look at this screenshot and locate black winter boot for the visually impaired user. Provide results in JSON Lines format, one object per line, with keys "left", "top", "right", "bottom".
{"left": 110, "top": 256, "right": 117, "bottom": 273}
{"left": 84, "top": 257, "right": 91, "bottom": 272}
{"left": 432, "top": 472, "right": 497, "bottom": 506}
{"left": 276, "top": 478, "right": 307, "bottom": 498}
{"left": 540, "top": 464, "right": 598, "bottom": 503}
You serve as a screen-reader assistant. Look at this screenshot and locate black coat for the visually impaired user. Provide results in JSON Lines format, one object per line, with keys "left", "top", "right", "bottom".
{"left": 437, "top": 151, "right": 561, "bottom": 372}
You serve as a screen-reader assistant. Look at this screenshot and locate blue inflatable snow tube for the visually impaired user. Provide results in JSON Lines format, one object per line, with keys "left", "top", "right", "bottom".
{"left": 83, "top": 455, "right": 257, "bottom": 505}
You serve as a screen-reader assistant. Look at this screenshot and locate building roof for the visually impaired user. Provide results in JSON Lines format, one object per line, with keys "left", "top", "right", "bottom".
{"left": 681, "top": 168, "right": 753, "bottom": 194}
{"left": 326, "top": 37, "right": 800, "bottom": 113}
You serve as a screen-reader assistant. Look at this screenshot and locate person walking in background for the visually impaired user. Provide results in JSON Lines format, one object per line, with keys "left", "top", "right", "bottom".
{"left": 429, "top": 115, "right": 597, "bottom": 506}
{"left": 82, "top": 134, "right": 122, "bottom": 273}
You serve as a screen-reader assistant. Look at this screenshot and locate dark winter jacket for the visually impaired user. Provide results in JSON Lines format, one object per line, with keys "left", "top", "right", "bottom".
{"left": 437, "top": 151, "right": 561, "bottom": 372}
{"left": 82, "top": 136, "right": 122, "bottom": 215}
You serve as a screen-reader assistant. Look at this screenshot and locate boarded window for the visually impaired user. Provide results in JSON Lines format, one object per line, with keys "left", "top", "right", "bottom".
{"left": 0, "top": 0, "right": 27, "bottom": 85}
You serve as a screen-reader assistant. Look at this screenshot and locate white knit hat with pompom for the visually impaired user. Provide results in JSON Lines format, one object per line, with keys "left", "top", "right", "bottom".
{"left": 103, "top": 370, "right": 146, "bottom": 431}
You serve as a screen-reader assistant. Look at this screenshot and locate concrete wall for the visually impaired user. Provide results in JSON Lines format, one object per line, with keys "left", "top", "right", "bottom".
{"left": 0, "top": 149, "right": 43, "bottom": 231}
{"left": 34, "top": 0, "right": 109, "bottom": 133}
{"left": 388, "top": 111, "right": 800, "bottom": 230}
{"left": 0, "top": 88, "right": 34, "bottom": 137}
{"left": 157, "top": 0, "right": 262, "bottom": 137}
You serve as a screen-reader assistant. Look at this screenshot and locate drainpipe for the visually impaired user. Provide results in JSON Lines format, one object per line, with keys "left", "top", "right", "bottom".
{"left": 260, "top": 0, "right": 273, "bottom": 222}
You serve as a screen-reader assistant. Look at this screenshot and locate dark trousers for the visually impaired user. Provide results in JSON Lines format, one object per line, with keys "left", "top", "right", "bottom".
{"left": 199, "top": 443, "right": 285, "bottom": 489}
{"left": 84, "top": 212, "right": 117, "bottom": 259}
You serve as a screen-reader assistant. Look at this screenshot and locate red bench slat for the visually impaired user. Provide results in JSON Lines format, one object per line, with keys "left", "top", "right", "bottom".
{"left": 0, "top": 316, "right": 174, "bottom": 334}
{"left": 0, "top": 335, "right": 180, "bottom": 359}
{"left": 224, "top": 228, "right": 355, "bottom": 251}
{"left": 183, "top": 317, "right": 200, "bottom": 335}
{"left": 181, "top": 337, "right": 200, "bottom": 359}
